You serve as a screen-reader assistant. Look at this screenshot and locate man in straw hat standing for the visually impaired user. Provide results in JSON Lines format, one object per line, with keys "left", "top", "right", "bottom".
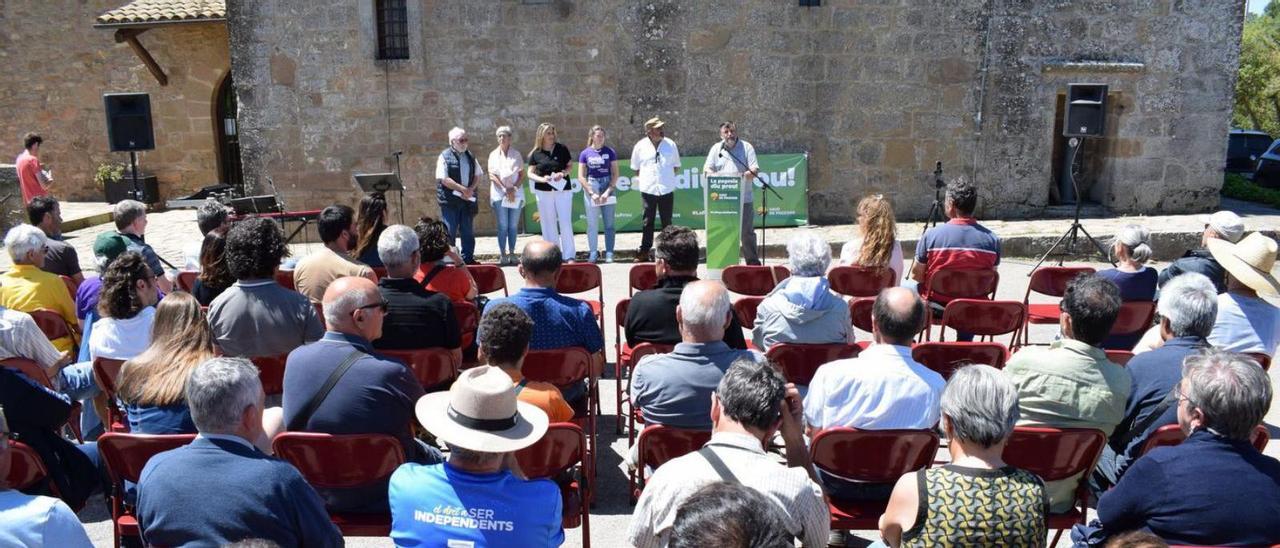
{"left": 631, "top": 116, "right": 681, "bottom": 261}
{"left": 389, "top": 366, "right": 562, "bottom": 546}
{"left": 1205, "top": 232, "right": 1280, "bottom": 356}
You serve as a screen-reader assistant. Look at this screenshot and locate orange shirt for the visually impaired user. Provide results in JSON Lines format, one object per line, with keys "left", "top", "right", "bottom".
{"left": 501, "top": 367, "right": 575, "bottom": 423}
{"left": 414, "top": 262, "right": 473, "bottom": 303}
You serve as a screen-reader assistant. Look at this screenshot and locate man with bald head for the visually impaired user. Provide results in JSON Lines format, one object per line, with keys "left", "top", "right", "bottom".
{"left": 482, "top": 241, "right": 604, "bottom": 409}
{"left": 281, "top": 276, "right": 442, "bottom": 514}
{"left": 630, "top": 280, "right": 763, "bottom": 430}
{"left": 802, "top": 287, "right": 945, "bottom": 507}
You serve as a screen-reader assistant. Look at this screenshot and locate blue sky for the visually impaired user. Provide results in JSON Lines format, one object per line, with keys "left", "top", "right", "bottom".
{"left": 1252, "top": 0, "right": 1270, "bottom": 14}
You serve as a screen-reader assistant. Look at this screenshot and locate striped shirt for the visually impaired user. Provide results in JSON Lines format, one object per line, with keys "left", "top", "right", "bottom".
{"left": 915, "top": 218, "right": 1000, "bottom": 302}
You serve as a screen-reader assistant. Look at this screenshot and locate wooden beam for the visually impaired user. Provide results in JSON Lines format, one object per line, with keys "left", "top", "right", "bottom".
{"left": 113, "top": 28, "right": 168, "bottom": 86}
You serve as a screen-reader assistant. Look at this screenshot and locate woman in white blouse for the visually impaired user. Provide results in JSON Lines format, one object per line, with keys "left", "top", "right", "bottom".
{"left": 838, "top": 194, "right": 903, "bottom": 283}
{"left": 487, "top": 126, "right": 524, "bottom": 266}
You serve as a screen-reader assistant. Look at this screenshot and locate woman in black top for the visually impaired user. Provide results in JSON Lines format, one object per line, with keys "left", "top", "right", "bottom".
{"left": 191, "top": 227, "right": 233, "bottom": 306}
{"left": 526, "top": 122, "right": 576, "bottom": 261}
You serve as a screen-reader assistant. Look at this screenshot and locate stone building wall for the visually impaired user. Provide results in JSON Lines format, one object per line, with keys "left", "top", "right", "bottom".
{"left": 227, "top": 0, "right": 1244, "bottom": 228}
{"left": 0, "top": 1, "right": 230, "bottom": 203}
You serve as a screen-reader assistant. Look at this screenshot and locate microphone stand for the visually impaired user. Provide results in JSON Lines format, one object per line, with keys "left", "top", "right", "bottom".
{"left": 719, "top": 140, "right": 781, "bottom": 264}
{"left": 392, "top": 150, "right": 405, "bottom": 224}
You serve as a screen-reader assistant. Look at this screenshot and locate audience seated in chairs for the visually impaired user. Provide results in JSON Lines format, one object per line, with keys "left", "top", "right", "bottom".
{"left": 485, "top": 241, "right": 604, "bottom": 409}
{"left": 74, "top": 229, "right": 132, "bottom": 332}
{"left": 389, "top": 366, "right": 562, "bottom": 546}
{"left": 0, "top": 224, "right": 81, "bottom": 353}
{"left": 190, "top": 226, "right": 234, "bottom": 306}
{"left": 838, "top": 194, "right": 904, "bottom": 283}
{"left": 0, "top": 366, "right": 100, "bottom": 511}
{"left": 294, "top": 204, "right": 378, "bottom": 302}
{"left": 878, "top": 364, "right": 1047, "bottom": 546}
{"left": 89, "top": 252, "right": 160, "bottom": 363}
{"left": 668, "top": 482, "right": 795, "bottom": 548}
{"left": 1205, "top": 232, "right": 1280, "bottom": 356}
{"left": 752, "top": 230, "right": 852, "bottom": 352}
{"left": 355, "top": 192, "right": 390, "bottom": 268}
{"left": 1075, "top": 349, "right": 1280, "bottom": 546}
{"left": 631, "top": 280, "right": 761, "bottom": 430}
{"left": 1096, "top": 224, "right": 1158, "bottom": 350}
{"left": 480, "top": 303, "right": 574, "bottom": 422}
{"left": 0, "top": 405, "right": 92, "bottom": 545}
{"left": 282, "top": 276, "right": 442, "bottom": 513}
{"left": 0, "top": 306, "right": 88, "bottom": 412}
{"left": 628, "top": 358, "right": 828, "bottom": 548}
{"left": 909, "top": 179, "right": 1000, "bottom": 342}
{"left": 1005, "top": 273, "right": 1129, "bottom": 513}
{"left": 1097, "top": 273, "right": 1217, "bottom": 492}
{"left": 372, "top": 224, "right": 460, "bottom": 351}
{"left": 1158, "top": 210, "right": 1243, "bottom": 294}
{"left": 136, "top": 357, "right": 341, "bottom": 546}
{"left": 208, "top": 217, "right": 323, "bottom": 358}
{"left": 27, "top": 196, "right": 83, "bottom": 283}
{"left": 804, "top": 287, "right": 944, "bottom": 509}
{"left": 625, "top": 225, "right": 747, "bottom": 350}
{"left": 413, "top": 216, "right": 478, "bottom": 303}
{"left": 181, "top": 200, "right": 231, "bottom": 271}
{"left": 115, "top": 292, "right": 214, "bottom": 435}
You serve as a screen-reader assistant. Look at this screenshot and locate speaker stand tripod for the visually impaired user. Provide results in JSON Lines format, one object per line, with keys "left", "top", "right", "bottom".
{"left": 1029, "top": 137, "right": 1114, "bottom": 272}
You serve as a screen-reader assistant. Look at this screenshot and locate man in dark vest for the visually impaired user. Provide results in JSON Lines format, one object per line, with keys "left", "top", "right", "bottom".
{"left": 434, "top": 127, "right": 485, "bottom": 264}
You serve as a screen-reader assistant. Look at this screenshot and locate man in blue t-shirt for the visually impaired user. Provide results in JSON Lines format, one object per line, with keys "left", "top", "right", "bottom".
{"left": 390, "top": 366, "right": 562, "bottom": 547}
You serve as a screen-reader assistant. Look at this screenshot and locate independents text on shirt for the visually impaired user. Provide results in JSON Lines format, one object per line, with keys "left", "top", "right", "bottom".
{"left": 413, "top": 505, "right": 515, "bottom": 532}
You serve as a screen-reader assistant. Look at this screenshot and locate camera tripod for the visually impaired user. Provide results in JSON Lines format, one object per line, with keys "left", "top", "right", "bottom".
{"left": 904, "top": 162, "right": 947, "bottom": 281}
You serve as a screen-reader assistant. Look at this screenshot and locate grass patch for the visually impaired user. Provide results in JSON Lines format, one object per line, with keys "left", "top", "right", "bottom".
{"left": 1223, "top": 173, "right": 1280, "bottom": 209}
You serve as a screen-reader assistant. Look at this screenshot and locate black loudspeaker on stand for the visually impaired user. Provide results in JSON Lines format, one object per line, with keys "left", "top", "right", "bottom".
{"left": 103, "top": 92, "right": 156, "bottom": 203}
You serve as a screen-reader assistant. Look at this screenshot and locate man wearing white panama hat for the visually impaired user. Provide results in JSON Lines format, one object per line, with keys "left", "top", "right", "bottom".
{"left": 1206, "top": 232, "right": 1280, "bottom": 356}
{"left": 389, "top": 366, "right": 562, "bottom": 547}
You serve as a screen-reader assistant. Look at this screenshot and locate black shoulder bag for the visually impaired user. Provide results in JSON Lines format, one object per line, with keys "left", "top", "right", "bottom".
{"left": 286, "top": 349, "right": 364, "bottom": 432}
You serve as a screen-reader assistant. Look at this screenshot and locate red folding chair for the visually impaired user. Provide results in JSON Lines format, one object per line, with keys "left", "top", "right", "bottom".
{"left": 60, "top": 275, "right": 80, "bottom": 300}
{"left": 514, "top": 423, "right": 592, "bottom": 547}
{"left": 848, "top": 297, "right": 875, "bottom": 333}
{"left": 249, "top": 353, "right": 290, "bottom": 396}
{"left": 1100, "top": 301, "right": 1157, "bottom": 349}
{"left": 1001, "top": 427, "right": 1107, "bottom": 546}
{"left": 1, "top": 358, "right": 83, "bottom": 442}
{"left": 614, "top": 299, "right": 631, "bottom": 433}
{"left": 524, "top": 348, "right": 598, "bottom": 473}
{"left": 722, "top": 265, "right": 790, "bottom": 296}
{"left": 29, "top": 309, "right": 75, "bottom": 345}
{"left": 175, "top": 271, "right": 198, "bottom": 293}
{"left": 936, "top": 299, "right": 1026, "bottom": 346}
{"left": 1140, "top": 423, "right": 1270, "bottom": 456}
{"left": 313, "top": 302, "right": 326, "bottom": 329}
{"left": 809, "top": 428, "right": 939, "bottom": 530}
{"left": 275, "top": 269, "right": 296, "bottom": 291}
{"left": 7, "top": 441, "right": 50, "bottom": 491}
{"left": 1245, "top": 352, "right": 1272, "bottom": 371}
{"left": 380, "top": 347, "right": 460, "bottom": 391}
{"left": 921, "top": 268, "right": 998, "bottom": 304}
{"left": 827, "top": 266, "right": 894, "bottom": 298}
{"left": 371, "top": 266, "right": 388, "bottom": 280}
{"left": 1105, "top": 349, "right": 1134, "bottom": 366}
{"left": 1021, "top": 266, "right": 1095, "bottom": 346}
{"left": 272, "top": 432, "right": 404, "bottom": 536}
{"left": 765, "top": 343, "right": 860, "bottom": 386}
{"left": 556, "top": 263, "right": 605, "bottom": 333}
{"left": 733, "top": 296, "right": 765, "bottom": 331}
{"left": 629, "top": 425, "right": 712, "bottom": 503}
{"left": 629, "top": 263, "right": 658, "bottom": 296}
{"left": 98, "top": 433, "right": 198, "bottom": 548}
{"left": 92, "top": 357, "right": 129, "bottom": 432}
{"left": 469, "top": 264, "right": 508, "bottom": 297}
{"left": 911, "top": 342, "right": 1008, "bottom": 378}
{"left": 623, "top": 343, "right": 677, "bottom": 442}
{"left": 455, "top": 301, "right": 480, "bottom": 354}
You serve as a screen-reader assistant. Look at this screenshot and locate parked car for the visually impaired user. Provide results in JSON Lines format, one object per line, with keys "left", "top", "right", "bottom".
{"left": 1253, "top": 139, "right": 1280, "bottom": 189}
{"left": 1228, "top": 129, "right": 1274, "bottom": 175}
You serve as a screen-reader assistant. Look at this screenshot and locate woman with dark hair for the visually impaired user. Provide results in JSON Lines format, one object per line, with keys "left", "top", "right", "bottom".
{"left": 115, "top": 291, "right": 214, "bottom": 434}
{"left": 413, "top": 216, "right": 477, "bottom": 303}
{"left": 191, "top": 227, "right": 233, "bottom": 306}
{"left": 89, "top": 251, "right": 160, "bottom": 361}
{"left": 355, "top": 192, "right": 389, "bottom": 267}
{"left": 669, "top": 482, "right": 794, "bottom": 548}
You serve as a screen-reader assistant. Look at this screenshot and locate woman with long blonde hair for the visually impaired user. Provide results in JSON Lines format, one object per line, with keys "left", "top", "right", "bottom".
{"left": 115, "top": 291, "right": 215, "bottom": 434}
{"left": 527, "top": 122, "right": 576, "bottom": 261}
{"left": 838, "top": 194, "right": 904, "bottom": 282}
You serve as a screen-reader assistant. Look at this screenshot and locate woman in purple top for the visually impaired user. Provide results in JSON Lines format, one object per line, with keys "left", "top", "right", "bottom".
{"left": 577, "top": 125, "right": 619, "bottom": 263}
{"left": 1097, "top": 224, "right": 1158, "bottom": 349}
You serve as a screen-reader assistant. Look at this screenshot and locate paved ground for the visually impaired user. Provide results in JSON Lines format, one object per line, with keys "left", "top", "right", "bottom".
{"left": 34, "top": 202, "right": 1279, "bottom": 547}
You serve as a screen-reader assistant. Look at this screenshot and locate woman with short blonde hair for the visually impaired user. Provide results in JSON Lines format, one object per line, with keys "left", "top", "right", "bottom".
{"left": 488, "top": 126, "right": 524, "bottom": 266}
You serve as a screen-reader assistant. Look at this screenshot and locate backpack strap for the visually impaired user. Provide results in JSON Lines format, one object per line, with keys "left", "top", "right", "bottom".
{"left": 286, "top": 349, "right": 364, "bottom": 432}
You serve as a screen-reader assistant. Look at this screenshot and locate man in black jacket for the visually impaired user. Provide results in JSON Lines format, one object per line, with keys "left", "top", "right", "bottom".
{"left": 372, "top": 224, "right": 460, "bottom": 353}
{"left": 625, "top": 225, "right": 747, "bottom": 350}
{"left": 1158, "top": 211, "right": 1244, "bottom": 293}
{"left": 0, "top": 367, "right": 99, "bottom": 510}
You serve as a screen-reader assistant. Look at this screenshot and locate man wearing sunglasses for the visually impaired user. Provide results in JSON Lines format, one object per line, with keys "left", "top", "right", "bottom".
{"left": 281, "top": 276, "right": 443, "bottom": 514}
{"left": 435, "top": 126, "right": 485, "bottom": 265}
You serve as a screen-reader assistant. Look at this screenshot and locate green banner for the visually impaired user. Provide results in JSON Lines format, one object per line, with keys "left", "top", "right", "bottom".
{"left": 521, "top": 152, "right": 808, "bottom": 233}
{"left": 704, "top": 176, "right": 742, "bottom": 272}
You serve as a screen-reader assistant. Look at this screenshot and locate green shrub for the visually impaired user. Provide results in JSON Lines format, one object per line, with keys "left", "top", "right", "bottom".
{"left": 1223, "top": 173, "right": 1280, "bottom": 208}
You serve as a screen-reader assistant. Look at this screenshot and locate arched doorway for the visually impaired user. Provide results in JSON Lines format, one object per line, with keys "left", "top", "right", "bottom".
{"left": 214, "top": 72, "right": 244, "bottom": 192}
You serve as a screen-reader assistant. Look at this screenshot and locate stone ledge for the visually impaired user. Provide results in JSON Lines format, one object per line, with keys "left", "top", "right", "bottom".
{"left": 1041, "top": 61, "right": 1146, "bottom": 74}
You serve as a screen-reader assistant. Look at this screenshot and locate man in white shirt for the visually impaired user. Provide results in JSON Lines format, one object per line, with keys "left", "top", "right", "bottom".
{"left": 630, "top": 117, "right": 681, "bottom": 261}
{"left": 703, "top": 121, "right": 762, "bottom": 265}
{"left": 803, "top": 287, "right": 944, "bottom": 502}
{"left": 434, "top": 127, "right": 485, "bottom": 264}
{"left": 1205, "top": 232, "right": 1280, "bottom": 356}
{"left": 0, "top": 406, "right": 93, "bottom": 547}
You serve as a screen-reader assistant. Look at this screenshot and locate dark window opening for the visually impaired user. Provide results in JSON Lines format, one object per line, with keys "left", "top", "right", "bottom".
{"left": 376, "top": 0, "right": 409, "bottom": 60}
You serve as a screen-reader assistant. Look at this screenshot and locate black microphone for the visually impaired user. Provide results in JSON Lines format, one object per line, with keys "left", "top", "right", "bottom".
{"left": 392, "top": 150, "right": 403, "bottom": 156}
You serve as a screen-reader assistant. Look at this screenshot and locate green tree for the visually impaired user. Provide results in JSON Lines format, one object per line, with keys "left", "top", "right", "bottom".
{"left": 1235, "top": 4, "right": 1280, "bottom": 135}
